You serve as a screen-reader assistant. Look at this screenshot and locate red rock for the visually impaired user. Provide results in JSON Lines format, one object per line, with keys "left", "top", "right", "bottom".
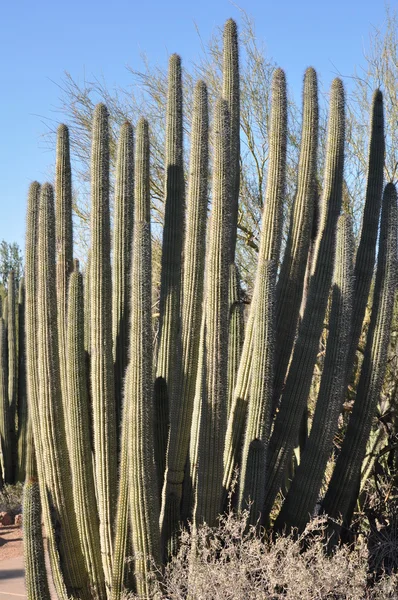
{"left": 14, "top": 514, "right": 22, "bottom": 526}
{"left": 0, "top": 511, "right": 14, "bottom": 526}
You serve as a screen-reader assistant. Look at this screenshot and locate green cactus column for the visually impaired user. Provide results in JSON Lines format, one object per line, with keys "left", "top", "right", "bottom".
{"left": 126, "top": 117, "right": 161, "bottom": 597}
{"left": 274, "top": 67, "right": 319, "bottom": 408}
{"left": 37, "top": 182, "right": 90, "bottom": 598}
{"left": 223, "top": 68, "right": 287, "bottom": 497}
{"left": 194, "top": 98, "right": 231, "bottom": 527}
{"left": 67, "top": 260, "right": 106, "bottom": 598}
{"left": 155, "top": 54, "right": 185, "bottom": 493}
{"left": 7, "top": 270, "right": 17, "bottom": 482}
{"left": 161, "top": 79, "right": 208, "bottom": 545}
{"left": 239, "top": 260, "right": 275, "bottom": 526}
{"left": 222, "top": 18, "right": 240, "bottom": 260}
{"left": 0, "top": 318, "right": 12, "bottom": 482}
{"left": 90, "top": 103, "right": 117, "bottom": 587}
{"left": 113, "top": 121, "right": 134, "bottom": 429}
{"left": 23, "top": 479, "right": 51, "bottom": 600}
{"left": 227, "top": 263, "right": 244, "bottom": 417}
{"left": 344, "top": 90, "right": 385, "bottom": 390}
{"left": 263, "top": 78, "right": 345, "bottom": 520}
{"left": 275, "top": 214, "right": 354, "bottom": 533}
{"left": 322, "top": 183, "right": 398, "bottom": 528}
{"left": 17, "top": 277, "right": 28, "bottom": 481}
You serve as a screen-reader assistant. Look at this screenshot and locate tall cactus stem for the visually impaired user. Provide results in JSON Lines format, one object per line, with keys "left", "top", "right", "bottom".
{"left": 90, "top": 103, "right": 117, "bottom": 587}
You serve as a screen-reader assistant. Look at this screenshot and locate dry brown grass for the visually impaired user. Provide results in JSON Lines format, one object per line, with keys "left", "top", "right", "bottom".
{"left": 125, "top": 510, "right": 398, "bottom": 599}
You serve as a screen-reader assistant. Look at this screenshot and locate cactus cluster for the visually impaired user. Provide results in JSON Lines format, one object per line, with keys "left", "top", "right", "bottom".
{"left": 0, "top": 17, "right": 395, "bottom": 600}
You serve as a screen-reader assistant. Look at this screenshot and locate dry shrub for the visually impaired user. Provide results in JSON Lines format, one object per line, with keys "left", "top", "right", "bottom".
{"left": 126, "top": 510, "right": 398, "bottom": 599}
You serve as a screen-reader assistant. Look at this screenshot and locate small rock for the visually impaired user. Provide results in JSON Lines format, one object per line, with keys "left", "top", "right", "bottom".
{"left": 14, "top": 514, "right": 23, "bottom": 526}
{"left": 0, "top": 511, "right": 14, "bottom": 526}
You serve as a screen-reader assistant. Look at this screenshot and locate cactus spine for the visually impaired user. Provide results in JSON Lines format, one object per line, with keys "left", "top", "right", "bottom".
{"left": 67, "top": 260, "right": 106, "bottom": 598}
{"left": 90, "top": 103, "right": 117, "bottom": 587}
{"left": 263, "top": 78, "right": 345, "bottom": 519}
{"left": 113, "top": 121, "right": 134, "bottom": 428}
{"left": 127, "top": 117, "right": 161, "bottom": 596}
{"left": 194, "top": 98, "right": 231, "bottom": 527}
{"left": 322, "top": 183, "right": 398, "bottom": 525}
{"left": 275, "top": 214, "right": 354, "bottom": 532}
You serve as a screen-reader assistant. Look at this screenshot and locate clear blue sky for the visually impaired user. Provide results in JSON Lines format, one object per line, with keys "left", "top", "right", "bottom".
{"left": 0, "top": 0, "right": 388, "bottom": 251}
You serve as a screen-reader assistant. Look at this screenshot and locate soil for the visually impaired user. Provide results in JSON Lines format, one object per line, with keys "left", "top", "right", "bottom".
{"left": 0, "top": 524, "right": 24, "bottom": 562}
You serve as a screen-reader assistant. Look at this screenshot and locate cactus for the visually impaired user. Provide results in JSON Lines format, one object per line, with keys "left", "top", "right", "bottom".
{"left": 161, "top": 79, "right": 208, "bottom": 545}
{"left": 194, "top": 98, "right": 231, "bottom": 527}
{"left": 322, "top": 183, "right": 398, "bottom": 527}
{"left": 113, "top": 121, "right": 134, "bottom": 429}
{"left": 222, "top": 18, "right": 240, "bottom": 261}
{"left": 90, "top": 103, "right": 117, "bottom": 587}
{"left": 67, "top": 259, "right": 106, "bottom": 597}
{"left": 0, "top": 318, "right": 11, "bottom": 482}
{"left": 239, "top": 260, "right": 275, "bottom": 525}
{"left": 275, "top": 214, "right": 354, "bottom": 532}
{"left": 126, "top": 117, "right": 161, "bottom": 596}
{"left": 155, "top": 54, "right": 185, "bottom": 493}
{"left": 23, "top": 479, "right": 52, "bottom": 600}
{"left": 17, "top": 277, "right": 28, "bottom": 481}
{"left": 223, "top": 68, "right": 287, "bottom": 497}
{"left": 227, "top": 263, "right": 244, "bottom": 418}
{"left": 7, "top": 270, "right": 17, "bottom": 481}
{"left": 273, "top": 67, "right": 319, "bottom": 408}
{"left": 263, "top": 78, "right": 345, "bottom": 519}
{"left": 55, "top": 124, "right": 73, "bottom": 424}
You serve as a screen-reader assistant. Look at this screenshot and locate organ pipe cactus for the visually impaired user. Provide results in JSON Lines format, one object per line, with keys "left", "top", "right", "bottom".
{"left": 55, "top": 124, "right": 73, "bottom": 421}
{"left": 322, "top": 183, "right": 398, "bottom": 528}
{"left": 0, "top": 318, "right": 11, "bottom": 482}
{"left": 7, "top": 270, "right": 16, "bottom": 481}
{"left": 112, "top": 121, "right": 134, "bottom": 428}
{"left": 263, "top": 78, "right": 345, "bottom": 519}
{"left": 67, "top": 260, "right": 106, "bottom": 598}
{"left": 126, "top": 117, "right": 161, "bottom": 596}
{"left": 194, "top": 98, "right": 231, "bottom": 527}
{"left": 90, "top": 103, "right": 117, "bottom": 588}
{"left": 161, "top": 79, "right": 208, "bottom": 546}
{"left": 17, "top": 277, "right": 27, "bottom": 481}
{"left": 155, "top": 54, "right": 185, "bottom": 493}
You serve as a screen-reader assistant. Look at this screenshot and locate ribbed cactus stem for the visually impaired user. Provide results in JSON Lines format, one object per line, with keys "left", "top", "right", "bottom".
{"left": 161, "top": 80, "right": 208, "bottom": 544}
{"left": 17, "top": 277, "right": 28, "bottom": 481}
{"left": 55, "top": 124, "right": 73, "bottom": 427}
{"left": 223, "top": 69, "right": 287, "bottom": 496}
{"left": 67, "top": 260, "right": 106, "bottom": 598}
{"left": 113, "top": 120, "right": 134, "bottom": 429}
{"left": 275, "top": 214, "right": 354, "bottom": 532}
{"left": 37, "top": 182, "right": 90, "bottom": 598}
{"left": 239, "top": 260, "right": 275, "bottom": 525}
{"left": 23, "top": 479, "right": 51, "bottom": 600}
{"left": 222, "top": 18, "right": 240, "bottom": 261}
{"left": 263, "top": 78, "right": 345, "bottom": 519}
{"left": 322, "top": 183, "right": 398, "bottom": 525}
{"left": 90, "top": 102, "right": 117, "bottom": 586}
{"left": 24, "top": 182, "right": 70, "bottom": 599}
{"left": 155, "top": 53, "right": 185, "bottom": 492}
{"left": 274, "top": 67, "right": 319, "bottom": 407}
{"left": 194, "top": 98, "right": 231, "bottom": 527}
{"left": 227, "top": 263, "right": 244, "bottom": 417}
{"left": 345, "top": 90, "right": 385, "bottom": 389}
{"left": 127, "top": 117, "right": 161, "bottom": 596}
{"left": 7, "top": 269, "right": 17, "bottom": 482}
{"left": 0, "top": 318, "right": 11, "bottom": 482}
